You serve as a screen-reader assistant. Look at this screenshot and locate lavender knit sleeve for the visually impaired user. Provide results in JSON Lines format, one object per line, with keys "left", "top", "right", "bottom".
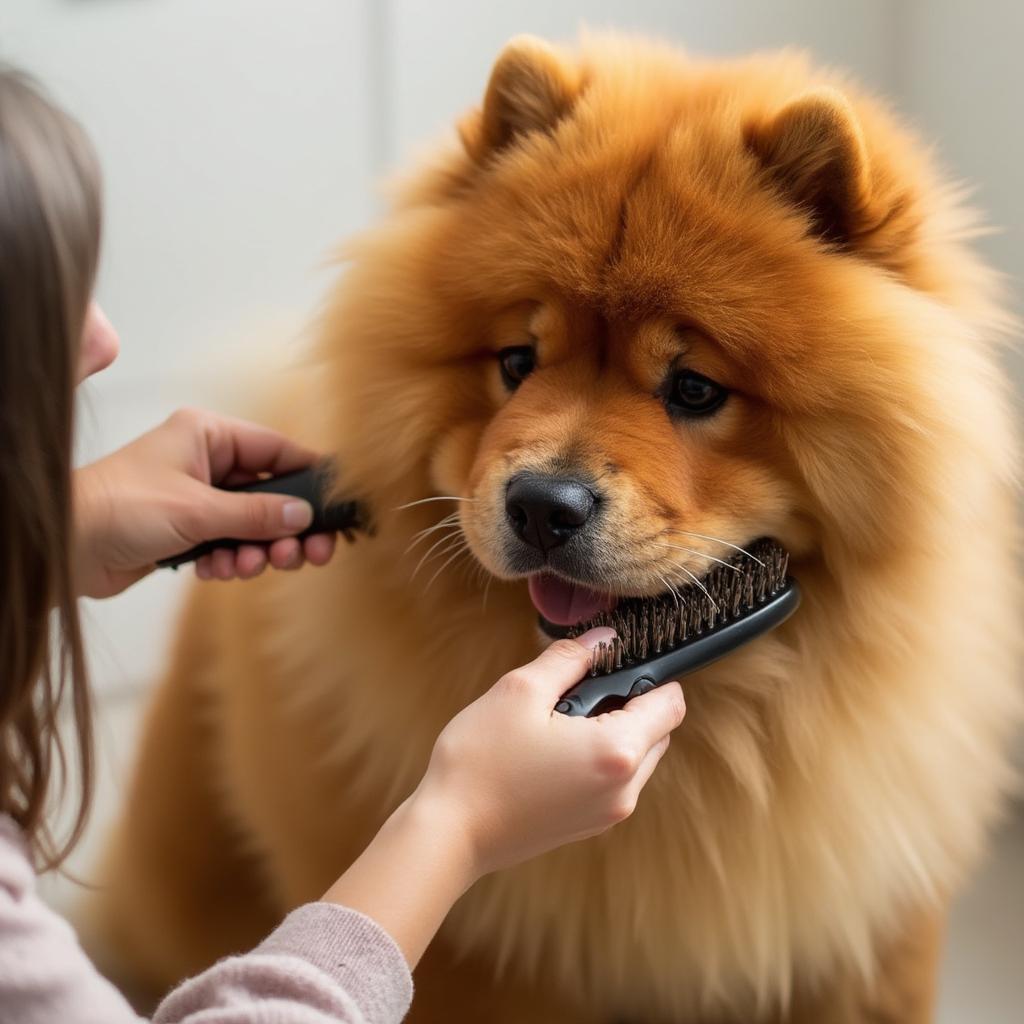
{"left": 0, "top": 817, "right": 413, "bottom": 1024}
{"left": 154, "top": 902, "right": 414, "bottom": 1024}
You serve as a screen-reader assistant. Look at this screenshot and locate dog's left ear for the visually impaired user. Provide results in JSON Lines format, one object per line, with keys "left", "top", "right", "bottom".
{"left": 459, "top": 36, "right": 581, "bottom": 163}
{"left": 745, "top": 88, "right": 895, "bottom": 250}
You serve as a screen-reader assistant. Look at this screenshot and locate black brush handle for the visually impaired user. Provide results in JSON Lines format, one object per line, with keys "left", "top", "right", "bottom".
{"left": 555, "top": 579, "right": 801, "bottom": 717}
{"left": 157, "top": 460, "right": 367, "bottom": 569}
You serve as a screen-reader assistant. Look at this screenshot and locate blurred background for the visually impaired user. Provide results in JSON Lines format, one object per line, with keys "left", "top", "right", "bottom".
{"left": 2, "top": 2, "right": 1021, "bottom": 1020}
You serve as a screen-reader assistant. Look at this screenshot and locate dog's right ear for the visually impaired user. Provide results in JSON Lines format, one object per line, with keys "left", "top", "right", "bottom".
{"left": 459, "top": 36, "right": 581, "bottom": 164}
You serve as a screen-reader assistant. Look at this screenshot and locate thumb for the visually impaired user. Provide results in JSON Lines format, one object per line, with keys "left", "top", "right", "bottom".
{"left": 507, "top": 627, "right": 618, "bottom": 707}
{"left": 195, "top": 488, "right": 314, "bottom": 543}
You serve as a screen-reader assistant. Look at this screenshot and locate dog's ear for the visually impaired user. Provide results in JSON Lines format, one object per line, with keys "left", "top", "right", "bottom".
{"left": 745, "top": 89, "right": 890, "bottom": 249}
{"left": 459, "top": 36, "right": 581, "bottom": 163}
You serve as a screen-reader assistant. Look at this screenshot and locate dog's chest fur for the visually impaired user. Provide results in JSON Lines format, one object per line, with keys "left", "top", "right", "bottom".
{"left": 276, "top": 540, "right": 1018, "bottom": 1023}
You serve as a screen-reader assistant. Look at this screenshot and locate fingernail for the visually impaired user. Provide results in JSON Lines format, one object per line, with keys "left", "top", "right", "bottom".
{"left": 282, "top": 500, "right": 313, "bottom": 531}
{"left": 574, "top": 626, "right": 617, "bottom": 650}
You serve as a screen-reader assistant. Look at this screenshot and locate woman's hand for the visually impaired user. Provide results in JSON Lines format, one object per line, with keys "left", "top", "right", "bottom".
{"left": 415, "top": 628, "right": 686, "bottom": 876}
{"left": 73, "top": 408, "right": 337, "bottom": 597}
{"left": 322, "top": 629, "right": 685, "bottom": 967}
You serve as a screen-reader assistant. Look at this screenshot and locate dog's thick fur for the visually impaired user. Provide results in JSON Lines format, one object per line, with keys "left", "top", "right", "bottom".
{"left": 93, "top": 37, "right": 1021, "bottom": 1023}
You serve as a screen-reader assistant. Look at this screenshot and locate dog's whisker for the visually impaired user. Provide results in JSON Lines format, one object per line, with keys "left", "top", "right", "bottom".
{"left": 395, "top": 495, "right": 476, "bottom": 511}
{"left": 411, "top": 510, "right": 459, "bottom": 534}
{"left": 410, "top": 529, "right": 464, "bottom": 581}
{"left": 657, "top": 542, "right": 742, "bottom": 572}
{"left": 666, "top": 561, "right": 720, "bottom": 613}
{"left": 665, "top": 576, "right": 687, "bottom": 610}
{"left": 424, "top": 540, "right": 472, "bottom": 593}
{"left": 403, "top": 509, "right": 460, "bottom": 544}
{"left": 457, "top": 557, "right": 480, "bottom": 588}
{"left": 404, "top": 513, "right": 461, "bottom": 555}
{"left": 466, "top": 559, "right": 487, "bottom": 588}
{"left": 656, "top": 572, "right": 682, "bottom": 611}
{"left": 470, "top": 563, "right": 485, "bottom": 591}
{"left": 664, "top": 529, "right": 766, "bottom": 567}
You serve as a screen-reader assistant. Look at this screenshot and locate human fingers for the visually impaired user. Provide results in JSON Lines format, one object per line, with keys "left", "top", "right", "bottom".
{"left": 497, "top": 628, "right": 617, "bottom": 708}
{"left": 234, "top": 544, "right": 268, "bottom": 579}
{"left": 189, "top": 484, "right": 313, "bottom": 545}
{"left": 629, "top": 732, "right": 672, "bottom": 795}
{"left": 268, "top": 536, "right": 303, "bottom": 570}
{"left": 601, "top": 681, "right": 686, "bottom": 752}
{"left": 595, "top": 734, "right": 672, "bottom": 831}
{"left": 302, "top": 532, "right": 336, "bottom": 566}
{"left": 198, "top": 412, "right": 321, "bottom": 485}
{"left": 211, "top": 546, "right": 237, "bottom": 580}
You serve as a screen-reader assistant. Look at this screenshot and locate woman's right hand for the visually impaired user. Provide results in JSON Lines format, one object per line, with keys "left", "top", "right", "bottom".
{"left": 414, "top": 628, "right": 686, "bottom": 878}
{"left": 322, "top": 629, "right": 685, "bottom": 968}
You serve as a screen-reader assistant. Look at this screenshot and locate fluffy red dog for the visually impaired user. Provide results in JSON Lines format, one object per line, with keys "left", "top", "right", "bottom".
{"left": 93, "top": 35, "right": 1021, "bottom": 1023}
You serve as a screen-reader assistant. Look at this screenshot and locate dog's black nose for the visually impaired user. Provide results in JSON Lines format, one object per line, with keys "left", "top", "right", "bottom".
{"left": 505, "top": 472, "right": 596, "bottom": 552}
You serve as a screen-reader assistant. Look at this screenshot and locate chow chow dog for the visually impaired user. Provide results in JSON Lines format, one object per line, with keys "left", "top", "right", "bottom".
{"left": 93, "top": 35, "right": 1021, "bottom": 1023}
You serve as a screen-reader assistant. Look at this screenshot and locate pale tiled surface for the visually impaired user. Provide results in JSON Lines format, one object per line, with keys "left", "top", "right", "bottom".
{"left": 40, "top": 684, "right": 1024, "bottom": 1022}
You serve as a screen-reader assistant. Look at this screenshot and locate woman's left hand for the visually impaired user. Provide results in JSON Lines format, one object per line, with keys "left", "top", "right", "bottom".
{"left": 73, "top": 408, "right": 338, "bottom": 598}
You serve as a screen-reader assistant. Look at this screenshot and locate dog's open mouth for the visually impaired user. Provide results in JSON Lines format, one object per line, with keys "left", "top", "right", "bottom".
{"left": 529, "top": 539, "right": 787, "bottom": 641}
{"left": 529, "top": 574, "right": 617, "bottom": 638}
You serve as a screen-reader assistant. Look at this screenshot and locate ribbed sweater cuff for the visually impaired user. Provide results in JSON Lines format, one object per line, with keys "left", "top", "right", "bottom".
{"left": 256, "top": 902, "right": 413, "bottom": 1023}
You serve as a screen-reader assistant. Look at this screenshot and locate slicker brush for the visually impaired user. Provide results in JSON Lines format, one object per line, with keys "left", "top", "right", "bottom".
{"left": 556, "top": 539, "right": 799, "bottom": 717}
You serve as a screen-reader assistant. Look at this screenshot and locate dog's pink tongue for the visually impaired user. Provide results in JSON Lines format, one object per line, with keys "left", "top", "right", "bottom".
{"left": 527, "top": 573, "right": 616, "bottom": 626}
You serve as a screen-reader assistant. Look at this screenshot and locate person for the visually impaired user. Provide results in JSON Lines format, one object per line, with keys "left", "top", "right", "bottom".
{"left": 0, "top": 67, "right": 687, "bottom": 1023}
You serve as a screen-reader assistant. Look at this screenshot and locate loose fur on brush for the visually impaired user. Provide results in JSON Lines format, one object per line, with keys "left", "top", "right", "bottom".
{"left": 91, "top": 36, "right": 1021, "bottom": 1023}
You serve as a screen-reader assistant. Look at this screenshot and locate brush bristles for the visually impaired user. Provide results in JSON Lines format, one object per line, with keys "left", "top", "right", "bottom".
{"left": 568, "top": 539, "right": 790, "bottom": 676}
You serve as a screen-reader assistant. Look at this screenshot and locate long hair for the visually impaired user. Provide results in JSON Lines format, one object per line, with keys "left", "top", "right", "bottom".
{"left": 0, "top": 68, "right": 102, "bottom": 868}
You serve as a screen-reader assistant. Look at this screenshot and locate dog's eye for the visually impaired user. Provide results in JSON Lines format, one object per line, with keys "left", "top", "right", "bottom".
{"left": 666, "top": 369, "right": 728, "bottom": 417}
{"left": 498, "top": 346, "right": 536, "bottom": 391}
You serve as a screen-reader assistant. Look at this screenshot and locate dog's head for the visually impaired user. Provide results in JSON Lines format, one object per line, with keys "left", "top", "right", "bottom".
{"left": 327, "top": 36, "right": 1001, "bottom": 633}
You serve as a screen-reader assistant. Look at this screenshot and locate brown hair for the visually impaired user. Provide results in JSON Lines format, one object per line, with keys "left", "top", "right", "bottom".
{"left": 0, "top": 68, "right": 102, "bottom": 867}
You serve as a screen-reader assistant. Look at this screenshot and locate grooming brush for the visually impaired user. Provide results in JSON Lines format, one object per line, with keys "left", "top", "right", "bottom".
{"left": 157, "top": 458, "right": 369, "bottom": 569}
{"left": 555, "top": 538, "right": 799, "bottom": 717}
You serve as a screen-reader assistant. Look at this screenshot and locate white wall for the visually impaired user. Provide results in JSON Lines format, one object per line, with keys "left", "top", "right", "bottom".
{"left": 897, "top": 0, "right": 1024, "bottom": 390}
{"left": 2, "top": 0, "right": 381, "bottom": 695}
{"left": 1, "top": 1, "right": 1020, "bottom": 698}
{"left": 384, "top": 0, "right": 899, "bottom": 163}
